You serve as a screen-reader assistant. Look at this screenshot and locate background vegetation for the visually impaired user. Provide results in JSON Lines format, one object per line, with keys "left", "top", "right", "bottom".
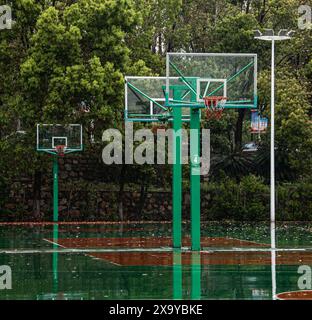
{"left": 0, "top": 0, "right": 311, "bottom": 221}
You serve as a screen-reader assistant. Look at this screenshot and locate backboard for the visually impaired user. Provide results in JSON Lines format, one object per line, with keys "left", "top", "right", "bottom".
{"left": 251, "top": 110, "right": 268, "bottom": 133}
{"left": 125, "top": 76, "right": 191, "bottom": 122}
{"left": 37, "top": 124, "right": 83, "bottom": 155}
{"left": 166, "top": 53, "right": 257, "bottom": 109}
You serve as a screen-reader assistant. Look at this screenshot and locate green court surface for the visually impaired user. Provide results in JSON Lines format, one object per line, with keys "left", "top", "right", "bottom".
{"left": 0, "top": 221, "right": 312, "bottom": 300}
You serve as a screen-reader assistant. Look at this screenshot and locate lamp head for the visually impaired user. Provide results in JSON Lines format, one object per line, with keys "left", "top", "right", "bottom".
{"left": 254, "top": 29, "right": 294, "bottom": 41}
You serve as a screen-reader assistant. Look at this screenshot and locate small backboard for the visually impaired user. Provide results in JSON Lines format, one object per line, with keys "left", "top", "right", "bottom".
{"left": 36, "top": 124, "right": 83, "bottom": 155}
{"left": 125, "top": 76, "right": 191, "bottom": 122}
{"left": 166, "top": 53, "right": 257, "bottom": 109}
{"left": 251, "top": 110, "right": 268, "bottom": 133}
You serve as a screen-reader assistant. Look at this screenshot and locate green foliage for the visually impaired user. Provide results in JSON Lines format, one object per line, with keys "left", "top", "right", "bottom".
{"left": 210, "top": 153, "right": 254, "bottom": 181}
{"left": 202, "top": 175, "right": 312, "bottom": 221}
{"left": 212, "top": 13, "right": 259, "bottom": 53}
{"left": 126, "top": 0, "right": 182, "bottom": 72}
{"left": 0, "top": 0, "right": 311, "bottom": 221}
{"left": 258, "top": 68, "right": 312, "bottom": 178}
{"left": 202, "top": 174, "right": 269, "bottom": 220}
{"left": 277, "top": 180, "right": 312, "bottom": 221}
{"left": 19, "top": 1, "right": 139, "bottom": 127}
{"left": 1, "top": 0, "right": 147, "bottom": 189}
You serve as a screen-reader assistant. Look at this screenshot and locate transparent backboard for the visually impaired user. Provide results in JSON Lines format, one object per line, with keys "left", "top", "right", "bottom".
{"left": 125, "top": 76, "right": 192, "bottom": 122}
{"left": 166, "top": 53, "right": 257, "bottom": 108}
{"left": 37, "top": 124, "right": 83, "bottom": 154}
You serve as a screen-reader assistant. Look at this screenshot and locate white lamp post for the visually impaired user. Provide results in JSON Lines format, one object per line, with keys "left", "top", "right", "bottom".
{"left": 255, "top": 29, "right": 294, "bottom": 300}
{"left": 254, "top": 29, "right": 294, "bottom": 224}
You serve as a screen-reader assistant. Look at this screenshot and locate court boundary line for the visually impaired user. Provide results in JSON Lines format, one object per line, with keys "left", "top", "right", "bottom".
{"left": 0, "top": 221, "right": 176, "bottom": 226}
{"left": 0, "top": 220, "right": 311, "bottom": 227}
{"left": 1, "top": 247, "right": 310, "bottom": 254}
{"left": 42, "top": 235, "right": 269, "bottom": 252}
{"left": 42, "top": 238, "right": 122, "bottom": 266}
{"left": 226, "top": 236, "right": 268, "bottom": 248}
{"left": 43, "top": 238, "right": 66, "bottom": 248}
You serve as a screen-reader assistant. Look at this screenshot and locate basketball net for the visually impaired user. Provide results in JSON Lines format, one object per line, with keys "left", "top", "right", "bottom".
{"left": 55, "top": 145, "right": 67, "bottom": 156}
{"left": 203, "top": 96, "right": 227, "bottom": 120}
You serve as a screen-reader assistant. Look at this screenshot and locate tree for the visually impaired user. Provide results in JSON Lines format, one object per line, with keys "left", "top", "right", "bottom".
{"left": 257, "top": 68, "right": 312, "bottom": 180}
{"left": 0, "top": 0, "right": 150, "bottom": 218}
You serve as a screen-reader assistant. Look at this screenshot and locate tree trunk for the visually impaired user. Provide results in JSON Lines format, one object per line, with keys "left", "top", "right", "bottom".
{"left": 258, "top": 0, "right": 267, "bottom": 24}
{"left": 137, "top": 174, "right": 148, "bottom": 219}
{"left": 33, "top": 170, "right": 42, "bottom": 220}
{"left": 118, "top": 164, "right": 126, "bottom": 221}
{"left": 234, "top": 109, "right": 246, "bottom": 152}
{"left": 167, "top": 22, "right": 176, "bottom": 52}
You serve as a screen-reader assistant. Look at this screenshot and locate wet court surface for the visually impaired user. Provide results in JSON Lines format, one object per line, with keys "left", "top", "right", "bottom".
{"left": 0, "top": 221, "right": 312, "bottom": 300}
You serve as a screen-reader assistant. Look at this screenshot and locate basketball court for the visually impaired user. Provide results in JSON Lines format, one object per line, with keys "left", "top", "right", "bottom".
{"left": 1, "top": 221, "right": 312, "bottom": 300}
{"left": 1, "top": 49, "right": 310, "bottom": 301}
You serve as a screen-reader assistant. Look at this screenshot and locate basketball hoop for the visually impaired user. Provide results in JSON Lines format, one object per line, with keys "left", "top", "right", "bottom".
{"left": 55, "top": 145, "right": 67, "bottom": 156}
{"left": 203, "top": 96, "right": 227, "bottom": 120}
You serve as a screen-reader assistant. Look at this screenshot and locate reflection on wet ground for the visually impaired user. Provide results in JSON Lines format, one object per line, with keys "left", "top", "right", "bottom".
{"left": 0, "top": 221, "right": 311, "bottom": 300}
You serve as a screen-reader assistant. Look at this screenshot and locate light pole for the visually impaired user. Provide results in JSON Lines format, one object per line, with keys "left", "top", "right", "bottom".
{"left": 255, "top": 29, "right": 293, "bottom": 300}
{"left": 254, "top": 29, "right": 294, "bottom": 224}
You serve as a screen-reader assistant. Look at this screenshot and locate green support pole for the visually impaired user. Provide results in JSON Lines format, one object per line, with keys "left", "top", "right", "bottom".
{"left": 191, "top": 252, "right": 201, "bottom": 299}
{"left": 172, "top": 89, "right": 183, "bottom": 248}
{"left": 190, "top": 108, "right": 201, "bottom": 251}
{"left": 173, "top": 250, "right": 182, "bottom": 299}
{"left": 53, "top": 156, "right": 59, "bottom": 223}
{"left": 52, "top": 223, "right": 59, "bottom": 293}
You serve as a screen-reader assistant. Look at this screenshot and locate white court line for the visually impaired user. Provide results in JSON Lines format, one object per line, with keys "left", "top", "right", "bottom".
{"left": 85, "top": 252, "right": 122, "bottom": 267}
{"left": 43, "top": 238, "right": 66, "bottom": 248}
{"left": 1, "top": 247, "right": 310, "bottom": 254}
{"left": 42, "top": 238, "right": 122, "bottom": 266}
{"left": 226, "top": 236, "right": 269, "bottom": 247}
{"left": 200, "top": 247, "right": 308, "bottom": 252}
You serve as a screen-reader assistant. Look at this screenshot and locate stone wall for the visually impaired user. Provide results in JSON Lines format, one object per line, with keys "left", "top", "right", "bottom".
{"left": 1, "top": 154, "right": 183, "bottom": 221}
{"left": 3, "top": 183, "right": 189, "bottom": 222}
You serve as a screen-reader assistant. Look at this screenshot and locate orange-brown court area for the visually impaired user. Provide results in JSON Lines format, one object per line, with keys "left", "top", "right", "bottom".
{"left": 0, "top": 221, "right": 312, "bottom": 300}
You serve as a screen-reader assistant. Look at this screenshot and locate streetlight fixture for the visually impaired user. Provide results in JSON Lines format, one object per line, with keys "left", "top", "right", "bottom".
{"left": 254, "top": 29, "right": 294, "bottom": 225}
{"left": 255, "top": 29, "right": 294, "bottom": 300}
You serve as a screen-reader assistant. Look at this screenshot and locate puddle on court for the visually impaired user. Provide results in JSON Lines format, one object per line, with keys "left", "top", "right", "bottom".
{"left": 0, "top": 222, "right": 311, "bottom": 300}
{"left": 0, "top": 252, "right": 308, "bottom": 300}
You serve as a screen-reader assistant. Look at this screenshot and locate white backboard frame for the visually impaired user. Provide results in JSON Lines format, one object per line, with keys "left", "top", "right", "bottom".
{"left": 196, "top": 78, "right": 227, "bottom": 102}
{"left": 166, "top": 52, "right": 257, "bottom": 109}
{"left": 36, "top": 124, "right": 83, "bottom": 154}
